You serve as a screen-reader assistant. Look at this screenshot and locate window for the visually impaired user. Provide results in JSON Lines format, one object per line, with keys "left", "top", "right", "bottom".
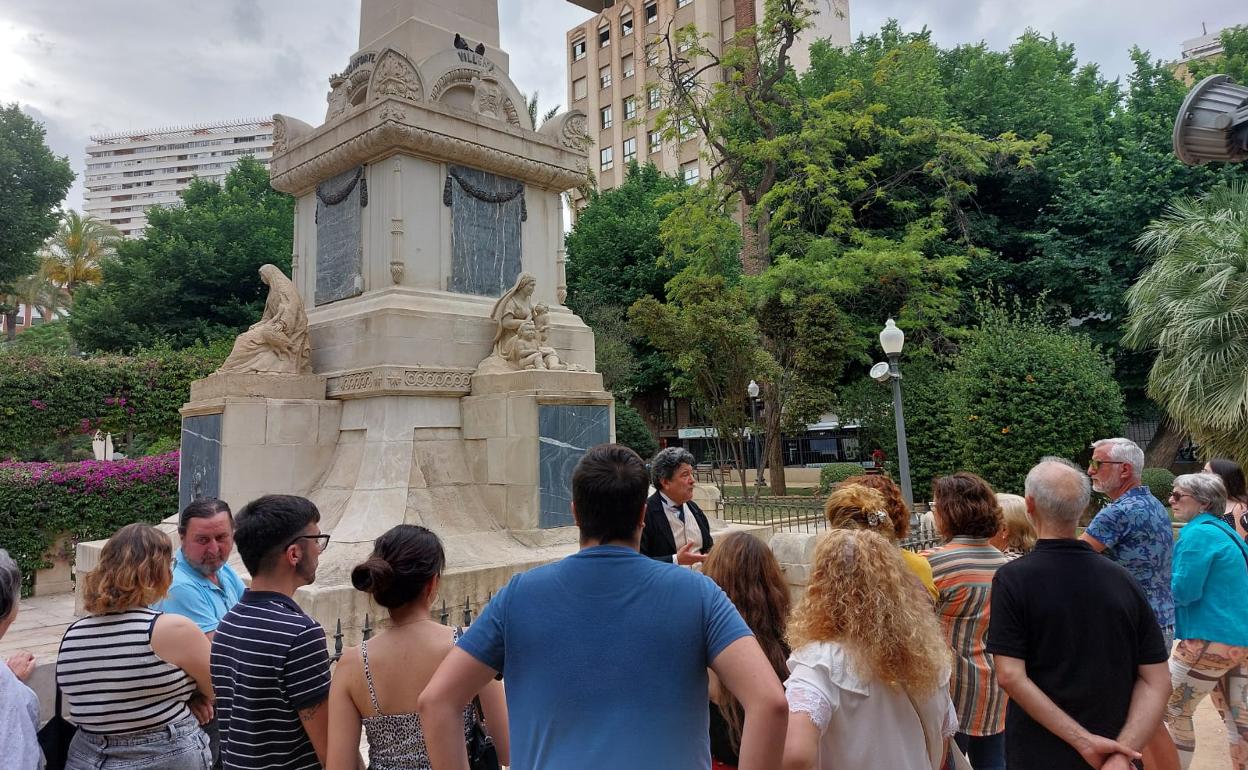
{"left": 573, "top": 77, "right": 587, "bottom": 100}
{"left": 621, "top": 11, "right": 634, "bottom": 37}
{"left": 678, "top": 37, "right": 693, "bottom": 53}
{"left": 598, "top": 24, "right": 610, "bottom": 48}
{"left": 600, "top": 65, "right": 612, "bottom": 89}
{"left": 623, "top": 137, "right": 637, "bottom": 164}
{"left": 600, "top": 105, "right": 613, "bottom": 129}
{"left": 682, "top": 161, "right": 699, "bottom": 185}
{"left": 645, "top": 2, "right": 658, "bottom": 23}
{"left": 649, "top": 130, "right": 663, "bottom": 154}
{"left": 648, "top": 86, "right": 661, "bottom": 109}
{"left": 679, "top": 118, "right": 696, "bottom": 140}
{"left": 677, "top": 0, "right": 692, "bottom": 7}
{"left": 623, "top": 96, "right": 637, "bottom": 120}
{"left": 601, "top": 146, "right": 614, "bottom": 170}
{"left": 572, "top": 38, "right": 586, "bottom": 61}
{"left": 622, "top": 54, "right": 635, "bottom": 79}
{"left": 646, "top": 46, "right": 659, "bottom": 67}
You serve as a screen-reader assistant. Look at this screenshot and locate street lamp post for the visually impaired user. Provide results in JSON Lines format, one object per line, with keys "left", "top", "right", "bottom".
{"left": 747, "top": 379, "right": 764, "bottom": 498}
{"left": 874, "top": 319, "right": 914, "bottom": 508}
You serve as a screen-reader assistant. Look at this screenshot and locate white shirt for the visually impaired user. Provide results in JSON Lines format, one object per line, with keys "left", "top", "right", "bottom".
{"left": 660, "top": 491, "right": 703, "bottom": 566}
{"left": 785, "top": 641, "right": 957, "bottom": 770}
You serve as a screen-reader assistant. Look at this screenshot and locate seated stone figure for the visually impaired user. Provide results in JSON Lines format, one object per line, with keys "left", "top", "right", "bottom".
{"left": 217, "top": 264, "right": 312, "bottom": 375}
{"left": 508, "top": 321, "right": 547, "bottom": 371}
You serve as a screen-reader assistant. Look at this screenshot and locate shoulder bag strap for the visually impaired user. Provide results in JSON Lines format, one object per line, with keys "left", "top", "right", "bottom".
{"left": 1201, "top": 520, "right": 1248, "bottom": 572}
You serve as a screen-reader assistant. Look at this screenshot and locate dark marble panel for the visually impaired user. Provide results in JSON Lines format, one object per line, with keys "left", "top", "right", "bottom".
{"left": 446, "top": 165, "right": 523, "bottom": 297}
{"left": 538, "top": 404, "right": 611, "bottom": 528}
{"left": 179, "top": 413, "right": 222, "bottom": 510}
{"left": 315, "top": 165, "right": 365, "bottom": 306}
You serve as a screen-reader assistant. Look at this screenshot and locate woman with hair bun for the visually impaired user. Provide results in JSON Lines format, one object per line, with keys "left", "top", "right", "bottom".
{"left": 326, "top": 525, "right": 508, "bottom": 770}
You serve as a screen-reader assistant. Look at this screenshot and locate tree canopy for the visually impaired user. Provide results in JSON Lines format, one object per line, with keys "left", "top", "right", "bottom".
{"left": 70, "top": 157, "right": 294, "bottom": 352}
{"left": 0, "top": 104, "right": 74, "bottom": 286}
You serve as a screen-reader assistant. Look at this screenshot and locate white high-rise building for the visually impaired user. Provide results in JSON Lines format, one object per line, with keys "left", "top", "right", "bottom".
{"left": 83, "top": 117, "right": 275, "bottom": 238}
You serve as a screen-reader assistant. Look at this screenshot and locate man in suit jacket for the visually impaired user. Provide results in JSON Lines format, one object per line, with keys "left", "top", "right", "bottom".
{"left": 641, "top": 447, "right": 713, "bottom": 566}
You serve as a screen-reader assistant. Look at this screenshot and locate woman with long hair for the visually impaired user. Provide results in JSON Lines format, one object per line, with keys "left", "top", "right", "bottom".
{"left": 827, "top": 482, "right": 937, "bottom": 602}
{"left": 326, "top": 524, "right": 508, "bottom": 770}
{"left": 927, "top": 472, "right": 1007, "bottom": 769}
{"left": 57, "top": 524, "right": 214, "bottom": 769}
{"left": 782, "top": 528, "right": 955, "bottom": 770}
{"left": 702, "top": 532, "right": 791, "bottom": 769}
{"left": 1204, "top": 458, "right": 1248, "bottom": 537}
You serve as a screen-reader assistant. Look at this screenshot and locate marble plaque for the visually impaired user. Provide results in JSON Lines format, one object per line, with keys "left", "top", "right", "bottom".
{"left": 179, "top": 413, "right": 222, "bottom": 509}
{"left": 315, "top": 165, "right": 366, "bottom": 305}
{"left": 538, "top": 404, "right": 611, "bottom": 528}
{"left": 445, "top": 165, "right": 524, "bottom": 297}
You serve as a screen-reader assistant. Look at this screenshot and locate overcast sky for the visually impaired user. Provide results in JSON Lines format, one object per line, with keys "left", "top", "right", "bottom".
{"left": 0, "top": 0, "right": 1238, "bottom": 211}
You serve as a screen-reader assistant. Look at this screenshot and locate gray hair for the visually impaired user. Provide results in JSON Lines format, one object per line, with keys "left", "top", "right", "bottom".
{"left": 1174, "top": 472, "right": 1227, "bottom": 515}
{"left": 1092, "top": 438, "right": 1145, "bottom": 482}
{"left": 0, "top": 549, "right": 21, "bottom": 622}
{"left": 650, "top": 447, "right": 696, "bottom": 488}
{"left": 1025, "top": 457, "right": 1091, "bottom": 526}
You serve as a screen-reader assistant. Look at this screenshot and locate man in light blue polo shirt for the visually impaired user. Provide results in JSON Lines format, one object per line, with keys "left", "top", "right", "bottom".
{"left": 154, "top": 497, "right": 245, "bottom": 769}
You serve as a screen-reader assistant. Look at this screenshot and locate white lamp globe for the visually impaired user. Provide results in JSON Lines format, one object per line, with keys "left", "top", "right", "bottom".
{"left": 880, "top": 318, "right": 905, "bottom": 355}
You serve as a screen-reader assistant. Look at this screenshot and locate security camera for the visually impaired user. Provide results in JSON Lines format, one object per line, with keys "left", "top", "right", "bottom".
{"left": 870, "top": 362, "right": 891, "bottom": 384}
{"left": 1173, "top": 74, "right": 1248, "bottom": 166}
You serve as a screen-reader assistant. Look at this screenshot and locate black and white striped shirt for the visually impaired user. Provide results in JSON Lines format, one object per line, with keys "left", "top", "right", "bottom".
{"left": 56, "top": 608, "right": 196, "bottom": 734}
{"left": 210, "top": 590, "right": 330, "bottom": 770}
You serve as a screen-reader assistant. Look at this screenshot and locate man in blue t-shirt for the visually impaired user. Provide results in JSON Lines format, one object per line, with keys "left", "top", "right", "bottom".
{"left": 419, "top": 444, "right": 788, "bottom": 770}
{"left": 153, "top": 497, "right": 246, "bottom": 769}
{"left": 1080, "top": 437, "right": 1175, "bottom": 646}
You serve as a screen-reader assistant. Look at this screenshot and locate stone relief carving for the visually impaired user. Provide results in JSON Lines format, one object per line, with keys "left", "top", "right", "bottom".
{"left": 471, "top": 76, "right": 502, "bottom": 120}
{"left": 325, "top": 366, "right": 473, "bottom": 398}
{"left": 476, "top": 274, "right": 586, "bottom": 374}
{"left": 379, "top": 103, "right": 409, "bottom": 123}
{"left": 217, "top": 264, "right": 312, "bottom": 375}
{"left": 369, "top": 48, "right": 423, "bottom": 103}
{"left": 326, "top": 73, "right": 351, "bottom": 121}
{"left": 271, "top": 114, "right": 314, "bottom": 156}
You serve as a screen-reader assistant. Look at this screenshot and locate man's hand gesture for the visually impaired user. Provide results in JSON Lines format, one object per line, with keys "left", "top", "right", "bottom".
{"left": 676, "top": 542, "right": 706, "bottom": 566}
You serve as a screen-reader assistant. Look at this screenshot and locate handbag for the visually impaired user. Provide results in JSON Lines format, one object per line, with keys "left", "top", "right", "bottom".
{"left": 36, "top": 684, "right": 77, "bottom": 770}
{"left": 466, "top": 695, "right": 500, "bottom": 770}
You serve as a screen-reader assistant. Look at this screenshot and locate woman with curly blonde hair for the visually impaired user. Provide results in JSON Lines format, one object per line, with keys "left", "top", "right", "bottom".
{"left": 826, "top": 482, "right": 937, "bottom": 602}
{"left": 57, "top": 523, "right": 214, "bottom": 769}
{"left": 782, "top": 529, "right": 956, "bottom": 770}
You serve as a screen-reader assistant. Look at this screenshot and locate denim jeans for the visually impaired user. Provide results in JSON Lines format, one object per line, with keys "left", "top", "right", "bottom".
{"left": 66, "top": 711, "right": 211, "bottom": 769}
{"left": 955, "top": 731, "right": 1007, "bottom": 770}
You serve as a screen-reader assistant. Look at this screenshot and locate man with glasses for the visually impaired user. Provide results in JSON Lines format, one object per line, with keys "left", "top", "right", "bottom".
{"left": 210, "top": 495, "right": 332, "bottom": 770}
{"left": 1081, "top": 437, "right": 1175, "bottom": 648}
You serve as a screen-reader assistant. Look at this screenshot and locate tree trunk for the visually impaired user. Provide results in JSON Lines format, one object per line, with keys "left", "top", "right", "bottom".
{"left": 1145, "top": 415, "right": 1187, "bottom": 471}
{"left": 764, "top": 382, "right": 786, "bottom": 495}
{"left": 3, "top": 311, "right": 15, "bottom": 342}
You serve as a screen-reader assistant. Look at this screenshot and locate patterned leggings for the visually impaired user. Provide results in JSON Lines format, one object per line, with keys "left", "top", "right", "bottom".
{"left": 1165, "top": 639, "right": 1248, "bottom": 770}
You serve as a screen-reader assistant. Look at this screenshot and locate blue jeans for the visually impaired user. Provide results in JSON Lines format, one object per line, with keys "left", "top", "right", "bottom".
{"left": 955, "top": 731, "right": 1006, "bottom": 770}
{"left": 67, "top": 711, "right": 211, "bottom": 769}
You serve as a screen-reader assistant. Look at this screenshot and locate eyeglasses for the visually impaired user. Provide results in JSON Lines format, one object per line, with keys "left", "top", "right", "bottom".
{"left": 1168, "top": 492, "right": 1194, "bottom": 503}
{"left": 286, "top": 533, "right": 330, "bottom": 553}
{"left": 1088, "top": 459, "right": 1126, "bottom": 472}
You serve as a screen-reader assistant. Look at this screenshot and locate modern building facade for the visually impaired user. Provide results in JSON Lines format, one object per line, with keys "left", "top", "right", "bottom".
{"left": 565, "top": 0, "right": 849, "bottom": 205}
{"left": 83, "top": 118, "right": 275, "bottom": 238}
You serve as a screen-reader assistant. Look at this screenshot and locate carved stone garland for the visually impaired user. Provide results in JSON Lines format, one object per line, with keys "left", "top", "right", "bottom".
{"left": 314, "top": 165, "right": 368, "bottom": 223}
{"left": 443, "top": 167, "right": 527, "bottom": 221}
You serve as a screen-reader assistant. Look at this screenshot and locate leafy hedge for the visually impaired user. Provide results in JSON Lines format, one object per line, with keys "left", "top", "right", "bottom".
{"left": 818, "top": 463, "right": 869, "bottom": 494}
{"left": 0, "top": 343, "right": 226, "bottom": 460}
{"left": 615, "top": 402, "right": 659, "bottom": 459}
{"left": 1141, "top": 467, "right": 1177, "bottom": 507}
{"left": 0, "top": 452, "right": 179, "bottom": 593}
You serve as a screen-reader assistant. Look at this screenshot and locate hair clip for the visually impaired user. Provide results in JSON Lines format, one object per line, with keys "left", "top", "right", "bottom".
{"left": 865, "top": 510, "right": 888, "bottom": 528}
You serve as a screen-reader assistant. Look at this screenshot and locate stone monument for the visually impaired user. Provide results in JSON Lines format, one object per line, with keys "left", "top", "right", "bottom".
{"left": 170, "top": 0, "right": 611, "bottom": 635}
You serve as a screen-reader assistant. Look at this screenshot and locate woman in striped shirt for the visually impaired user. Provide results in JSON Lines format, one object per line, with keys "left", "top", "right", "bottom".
{"left": 926, "top": 472, "right": 1008, "bottom": 770}
{"left": 57, "top": 523, "right": 214, "bottom": 769}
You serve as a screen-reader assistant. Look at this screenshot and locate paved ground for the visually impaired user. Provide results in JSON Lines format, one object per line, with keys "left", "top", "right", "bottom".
{"left": 1, "top": 593, "right": 1239, "bottom": 767}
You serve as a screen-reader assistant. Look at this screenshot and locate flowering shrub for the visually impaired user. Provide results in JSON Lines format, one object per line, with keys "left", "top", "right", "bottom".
{"left": 0, "top": 452, "right": 179, "bottom": 593}
{"left": 0, "top": 343, "right": 225, "bottom": 460}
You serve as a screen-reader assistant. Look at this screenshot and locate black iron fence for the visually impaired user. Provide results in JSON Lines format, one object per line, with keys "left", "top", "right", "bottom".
{"left": 717, "top": 496, "right": 943, "bottom": 552}
{"left": 331, "top": 595, "right": 494, "bottom": 663}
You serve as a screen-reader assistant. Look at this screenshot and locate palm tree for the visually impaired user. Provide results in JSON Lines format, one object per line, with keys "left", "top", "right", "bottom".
{"left": 524, "top": 91, "right": 560, "bottom": 129}
{"left": 0, "top": 261, "right": 61, "bottom": 342}
{"left": 43, "top": 211, "right": 119, "bottom": 301}
{"left": 1124, "top": 181, "right": 1248, "bottom": 466}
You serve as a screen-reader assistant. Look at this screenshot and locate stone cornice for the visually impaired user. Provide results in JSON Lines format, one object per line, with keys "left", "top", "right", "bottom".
{"left": 325, "top": 366, "right": 475, "bottom": 399}
{"left": 270, "top": 99, "right": 588, "bottom": 195}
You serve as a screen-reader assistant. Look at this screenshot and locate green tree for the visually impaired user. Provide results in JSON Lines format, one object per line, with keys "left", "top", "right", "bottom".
{"left": 1124, "top": 182, "right": 1248, "bottom": 467}
{"left": 949, "top": 302, "right": 1125, "bottom": 494}
{"left": 615, "top": 402, "right": 659, "bottom": 458}
{"left": 523, "top": 91, "right": 560, "bottom": 129}
{"left": 69, "top": 158, "right": 294, "bottom": 352}
{"left": 0, "top": 104, "right": 74, "bottom": 287}
{"left": 43, "top": 211, "right": 119, "bottom": 299}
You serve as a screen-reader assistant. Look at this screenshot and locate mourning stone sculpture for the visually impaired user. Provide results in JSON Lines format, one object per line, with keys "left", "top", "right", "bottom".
{"left": 217, "top": 264, "right": 313, "bottom": 375}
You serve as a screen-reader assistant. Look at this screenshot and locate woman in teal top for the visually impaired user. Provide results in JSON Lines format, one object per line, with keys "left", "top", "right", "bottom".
{"left": 1164, "top": 472, "right": 1248, "bottom": 768}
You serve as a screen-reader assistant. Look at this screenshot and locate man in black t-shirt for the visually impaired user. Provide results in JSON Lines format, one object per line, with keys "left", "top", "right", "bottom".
{"left": 987, "top": 458, "right": 1171, "bottom": 770}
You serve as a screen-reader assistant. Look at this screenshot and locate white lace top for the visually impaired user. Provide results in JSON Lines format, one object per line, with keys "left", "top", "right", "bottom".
{"left": 785, "top": 641, "right": 957, "bottom": 770}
